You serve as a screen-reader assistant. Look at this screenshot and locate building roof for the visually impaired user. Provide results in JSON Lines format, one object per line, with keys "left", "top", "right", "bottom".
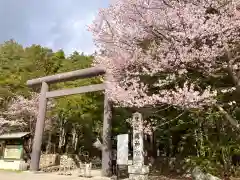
{"left": 0, "top": 132, "right": 31, "bottom": 139}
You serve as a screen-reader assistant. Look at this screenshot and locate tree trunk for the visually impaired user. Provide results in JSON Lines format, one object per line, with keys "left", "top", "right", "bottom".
{"left": 46, "top": 118, "right": 53, "bottom": 154}
{"left": 194, "top": 128, "right": 199, "bottom": 157}
{"left": 72, "top": 126, "right": 78, "bottom": 152}
{"left": 46, "top": 132, "right": 52, "bottom": 154}
{"left": 58, "top": 122, "right": 66, "bottom": 153}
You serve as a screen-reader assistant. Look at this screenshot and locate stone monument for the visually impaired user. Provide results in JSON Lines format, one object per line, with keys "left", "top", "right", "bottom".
{"left": 117, "top": 134, "right": 128, "bottom": 165}
{"left": 128, "top": 112, "right": 149, "bottom": 180}
{"left": 117, "top": 134, "right": 129, "bottom": 178}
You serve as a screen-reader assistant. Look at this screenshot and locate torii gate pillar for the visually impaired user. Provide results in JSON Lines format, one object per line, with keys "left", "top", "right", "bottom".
{"left": 102, "top": 92, "right": 112, "bottom": 176}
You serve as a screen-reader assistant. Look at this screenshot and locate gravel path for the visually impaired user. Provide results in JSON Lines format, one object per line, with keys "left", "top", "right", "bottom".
{"left": 0, "top": 170, "right": 111, "bottom": 180}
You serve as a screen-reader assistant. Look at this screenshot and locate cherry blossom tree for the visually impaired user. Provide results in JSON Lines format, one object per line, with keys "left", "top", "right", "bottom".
{"left": 1, "top": 93, "right": 54, "bottom": 134}
{"left": 0, "top": 116, "right": 26, "bottom": 134}
{"left": 90, "top": 0, "right": 240, "bottom": 127}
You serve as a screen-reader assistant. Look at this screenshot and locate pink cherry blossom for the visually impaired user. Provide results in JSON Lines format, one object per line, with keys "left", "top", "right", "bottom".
{"left": 1, "top": 93, "right": 54, "bottom": 134}
{"left": 90, "top": 0, "right": 240, "bottom": 109}
{"left": 0, "top": 116, "right": 26, "bottom": 134}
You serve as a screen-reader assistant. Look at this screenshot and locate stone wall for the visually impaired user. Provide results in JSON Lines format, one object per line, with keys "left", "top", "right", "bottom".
{"left": 39, "top": 154, "right": 80, "bottom": 169}
{"left": 59, "top": 155, "right": 77, "bottom": 169}
{"left": 39, "top": 154, "right": 60, "bottom": 169}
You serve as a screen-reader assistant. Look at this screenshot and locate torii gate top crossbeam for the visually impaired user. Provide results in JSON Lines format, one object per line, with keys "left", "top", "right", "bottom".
{"left": 26, "top": 67, "right": 105, "bottom": 87}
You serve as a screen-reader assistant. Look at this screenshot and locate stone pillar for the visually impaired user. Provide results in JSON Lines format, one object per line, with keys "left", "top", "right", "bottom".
{"left": 128, "top": 112, "right": 149, "bottom": 180}
{"left": 30, "top": 81, "right": 49, "bottom": 171}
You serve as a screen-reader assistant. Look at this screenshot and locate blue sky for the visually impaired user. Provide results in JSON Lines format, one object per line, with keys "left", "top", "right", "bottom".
{"left": 0, "top": 0, "right": 109, "bottom": 55}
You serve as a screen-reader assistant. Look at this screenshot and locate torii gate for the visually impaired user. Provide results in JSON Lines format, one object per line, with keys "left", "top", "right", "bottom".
{"left": 26, "top": 67, "right": 112, "bottom": 177}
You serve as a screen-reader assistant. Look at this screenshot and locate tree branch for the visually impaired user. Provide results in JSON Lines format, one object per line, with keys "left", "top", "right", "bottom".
{"left": 225, "top": 46, "right": 240, "bottom": 87}
{"left": 155, "top": 110, "right": 186, "bottom": 128}
{"left": 216, "top": 105, "right": 240, "bottom": 129}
